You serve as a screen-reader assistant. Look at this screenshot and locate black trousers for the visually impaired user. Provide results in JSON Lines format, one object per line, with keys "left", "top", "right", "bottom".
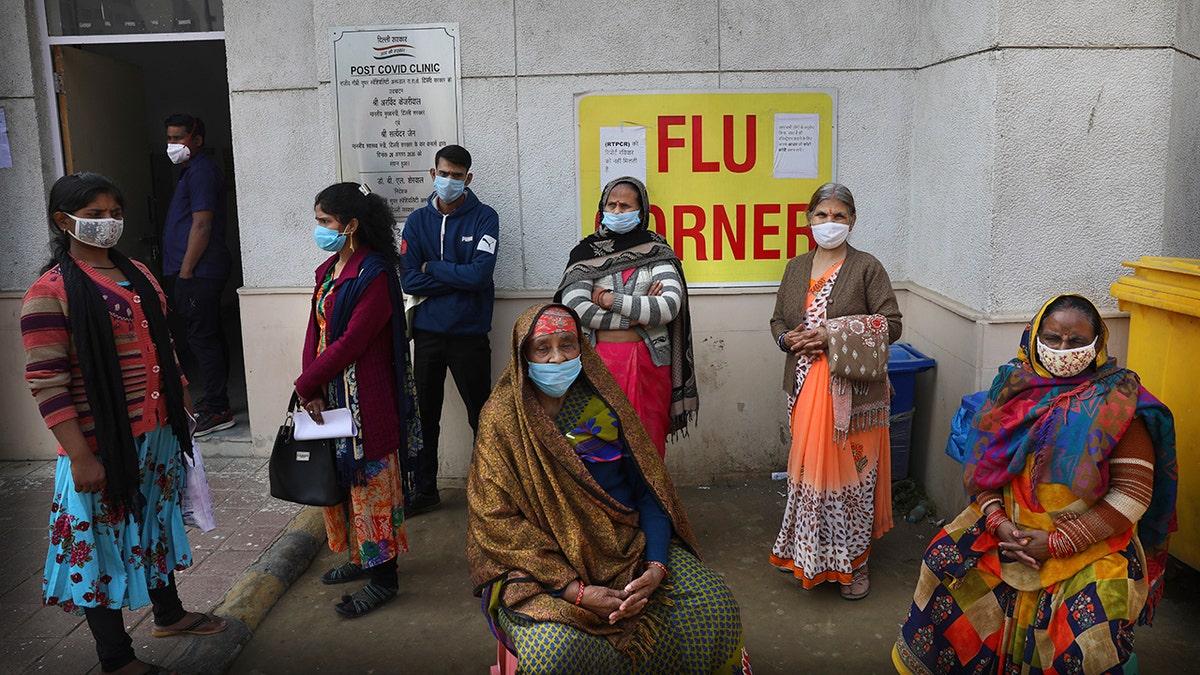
{"left": 83, "top": 573, "right": 186, "bottom": 672}
{"left": 412, "top": 330, "right": 492, "bottom": 495}
{"left": 169, "top": 274, "right": 231, "bottom": 412}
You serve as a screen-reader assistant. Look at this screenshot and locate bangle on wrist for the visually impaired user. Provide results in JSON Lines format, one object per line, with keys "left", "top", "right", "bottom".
{"left": 646, "top": 561, "right": 668, "bottom": 579}
{"left": 978, "top": 497, "right": 1003, "bottom": 514}
{"left": 574, "top": 580, "right": 585, "bottom": 606}
{"left": 985, "top": 509, "right": 1009, "bottom": 536}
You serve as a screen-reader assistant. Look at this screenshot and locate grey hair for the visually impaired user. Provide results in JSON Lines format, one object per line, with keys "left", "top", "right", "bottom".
{"left": 806, "top": 183, "right": 856, "bottom": 222}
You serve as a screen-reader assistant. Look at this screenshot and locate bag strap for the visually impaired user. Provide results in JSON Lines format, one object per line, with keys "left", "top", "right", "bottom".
{"left": 284, "top": 391, "right": 303, "bottom": 427}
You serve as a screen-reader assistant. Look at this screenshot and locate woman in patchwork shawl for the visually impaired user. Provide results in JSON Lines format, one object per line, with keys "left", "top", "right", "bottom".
{"left": 893, "top": 294, "right": 1177, "bottom": 674}
{"left": 769, "top": 182, "right": 903, "bottom": 600}
{"left": 467, "top": 303, "right": 750, "bottom": 674}
{"left": 556, "top": 176, "right": 698, "bottom": 458}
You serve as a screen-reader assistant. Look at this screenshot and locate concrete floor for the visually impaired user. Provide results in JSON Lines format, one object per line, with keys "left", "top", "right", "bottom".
{"left": 229, "top": 478, "right": 1200, "bottom": 674}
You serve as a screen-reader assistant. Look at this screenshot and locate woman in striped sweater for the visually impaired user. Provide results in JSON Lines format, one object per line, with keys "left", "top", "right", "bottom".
{"left": 555, "top": 177, "right": 698, "bottom": 458}
{"left": 22, "top": 173, "right": 226, "bottom": 675}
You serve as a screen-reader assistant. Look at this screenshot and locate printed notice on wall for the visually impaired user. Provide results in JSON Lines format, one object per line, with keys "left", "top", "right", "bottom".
{"left": 599, "top": 125, "right": 646, "bottom": 185}
{"left": 0, "top": 108, "right": 11, "bottom": 169}
{"left": 330, "top": 24, "right": 462, "bottom": 220}
{"left": 772, "top": 113, "right": 820, "bottom": 179}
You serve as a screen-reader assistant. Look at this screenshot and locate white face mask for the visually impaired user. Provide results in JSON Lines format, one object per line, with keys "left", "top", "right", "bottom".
{"left": 167, "top": 143, "right": 191, "bottom": 165}
{"left": 1036, "top": 337, "right": 1097, "bottom": 378}
{"left": 64, "top": 213, "right": 124, "bottom": 249}
{"left": 810, "top": 221, "right": 850, "bottom": 249}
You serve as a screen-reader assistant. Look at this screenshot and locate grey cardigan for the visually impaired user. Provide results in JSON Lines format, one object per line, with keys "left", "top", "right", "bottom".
{"left": 769, "top": 245, "right": 903, "bottom": 395}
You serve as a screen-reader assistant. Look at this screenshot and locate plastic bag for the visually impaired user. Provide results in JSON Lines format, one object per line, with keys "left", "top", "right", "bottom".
{"left": 181, "top": 439, "right": 216, "bottom": 531}
{"left": 944, "top": 390, "right": 988, "bottom": 465}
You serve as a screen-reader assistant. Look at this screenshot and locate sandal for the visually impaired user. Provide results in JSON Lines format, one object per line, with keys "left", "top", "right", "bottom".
{"left": 840, "top": 564, "right": 870, "bottom": 601}
{"left": 151, "top": 612, "right": 228, "bottom": 638}
{"left": 334, "top": 582, "right": 398, "bottom": 618}
{"left": 320, "top": 561, "right": 367, "bottom": 585}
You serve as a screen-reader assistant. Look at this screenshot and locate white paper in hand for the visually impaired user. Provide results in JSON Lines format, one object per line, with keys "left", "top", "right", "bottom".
{"left": 293, "top": 408, "right": 357, "bottom": 440}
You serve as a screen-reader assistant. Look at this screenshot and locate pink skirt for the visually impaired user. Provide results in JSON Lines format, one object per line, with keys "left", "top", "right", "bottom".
{"left": 595, "top": 340, "right": 672, "bottom": 458}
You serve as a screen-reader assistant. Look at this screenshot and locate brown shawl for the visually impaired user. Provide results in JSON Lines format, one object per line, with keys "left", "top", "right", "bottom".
{"left": 466, "top": 303, "right": 698, "bottom": 655}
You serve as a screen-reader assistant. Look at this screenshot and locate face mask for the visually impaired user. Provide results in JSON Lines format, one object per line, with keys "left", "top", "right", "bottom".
{"left": 313, "top": 224, "right": 347, "bottom": 252}
{"left": 527, "top": 356, "right": 582, "bottom": 398}
{"left": 433, "top": 175, "right": 466, "bottom": 203}
{"left": 64, "top": 213, "right": 124, "bottom": 248}
{"left": 601, "top": 210, "right": 641, "bottom": 234}
{"left": 810, "top": 221, "right": 850, "bottom": 249}
{"left": 1036, "top": 337, "right": 1097, "bottom": 378}
{"left": 167, "top": 143, "right": 191, "bottom": 165}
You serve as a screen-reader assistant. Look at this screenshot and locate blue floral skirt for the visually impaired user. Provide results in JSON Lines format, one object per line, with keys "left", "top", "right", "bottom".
{"left": 43, "top": 426, "right": 193, "bottom": 614}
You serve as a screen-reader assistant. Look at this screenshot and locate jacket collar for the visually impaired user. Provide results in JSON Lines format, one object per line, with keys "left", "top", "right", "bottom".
{"left": 315, "top": 245, "right": 370, "bottom": 283}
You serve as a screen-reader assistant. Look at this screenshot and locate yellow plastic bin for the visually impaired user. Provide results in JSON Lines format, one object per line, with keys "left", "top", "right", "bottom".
{"left": 1110, "top": 256, "right": 1200, "bottom": 571}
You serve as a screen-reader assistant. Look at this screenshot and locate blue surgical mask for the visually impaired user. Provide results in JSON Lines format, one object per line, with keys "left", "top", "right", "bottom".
{"left": 433, "top": 175, "right": 466, "bottom": 203}
{"left": 601, "top": 210, "right": 641, "bottom": 234}
{"left": 527, "top": 356, "right": 582, "bottom": 398}
{"left": 313, "top": 224, "right": 347, "bottom": 252}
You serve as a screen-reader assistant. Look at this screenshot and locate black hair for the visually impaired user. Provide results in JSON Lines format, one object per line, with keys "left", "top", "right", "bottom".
{"left": 434, "top": 144, "right": 472, "bottom": 171}
{"left": 164, "top": 113, "right": 205, "bottom": 145}
{"left": 43, "top": 172, "right": 124, "bottom": 273}
{"left": 314, "top": 183, "right": 399, "bottom": 267}
{"left": 1041, "top": 295, "right": 1104, "bottom": 338}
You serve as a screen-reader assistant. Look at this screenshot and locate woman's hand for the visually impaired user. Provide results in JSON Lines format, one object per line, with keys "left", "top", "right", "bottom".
{"left": 609, "top": 565, "right": 666, "bottom": 624}
{"left": 572, "top": 581, "right": 628, "bottom": 620}
{"left": 70, "top": 454, "right": 107, "bottom": 493}
{"left": 783, "top": 326, "right": 827, "bottom": 356}
{"left": 1000, "top": 529, "right": 1052, "bottom": 566}
{"left": 302, "top": 396, "right": 327, "bottom": 424}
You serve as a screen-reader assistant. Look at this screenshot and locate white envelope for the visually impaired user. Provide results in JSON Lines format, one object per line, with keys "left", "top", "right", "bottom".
{"left": 292, "top": 408, "right": 357, "bottom": 440}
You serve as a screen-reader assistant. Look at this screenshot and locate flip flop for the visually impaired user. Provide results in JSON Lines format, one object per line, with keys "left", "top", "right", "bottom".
{"left": 840, "top": 564, "right": 870, "bottom": 601}
{"left": 151, "top": 612, "right": 228, "bottom": 638}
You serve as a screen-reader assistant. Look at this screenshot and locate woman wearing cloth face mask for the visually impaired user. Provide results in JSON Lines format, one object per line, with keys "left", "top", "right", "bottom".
{"left": 893, "top": 294, "right": 1177, "bottom": 674}
{"left": 467, "top": 303, "right": 749, "bottom": 673}
{"left": 294, "top": 182, "right": 420, "bottom": 617}
{"left": 556, "top": 176, "right": 698, "bottom": 459}
{"left": 768, "top": 182, "right": 902, "bottom": 600}
{"left": 22, "top": 173, "right": 228, "bottom": 675}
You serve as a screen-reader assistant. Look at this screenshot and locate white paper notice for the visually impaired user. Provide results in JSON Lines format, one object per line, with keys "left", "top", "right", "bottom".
{"left": 599, "top": 126, "right": 646, "bottom": 185}
{"left": 773, "top": 113, "right": 819, "bottom": 179}
{"left": 0, "top": 108, "right": 12, "bottom": 169}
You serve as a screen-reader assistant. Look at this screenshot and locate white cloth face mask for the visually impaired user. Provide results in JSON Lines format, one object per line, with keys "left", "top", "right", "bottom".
{"left": 167, "top": 143, "right": 191, "bottom": 165}
{"left": 810, "top": 221, "right": 850, "bottom": 249}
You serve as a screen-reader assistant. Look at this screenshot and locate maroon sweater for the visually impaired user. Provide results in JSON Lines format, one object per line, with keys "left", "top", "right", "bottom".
{"left": 295, "top": 247, "right": 400, "bottom": 460}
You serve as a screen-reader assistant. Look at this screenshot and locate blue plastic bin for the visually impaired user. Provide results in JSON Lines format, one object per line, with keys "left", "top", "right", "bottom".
{"left": 887, "top": 343, "right": 936, "bottom": 480}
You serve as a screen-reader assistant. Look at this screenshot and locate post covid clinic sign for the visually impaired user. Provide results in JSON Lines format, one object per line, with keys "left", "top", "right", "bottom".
{"left": 331, "top": 24, "right": 462, "bottom": 221}
{"left": 576, "top": 91, "right": 837, "bottom": 285}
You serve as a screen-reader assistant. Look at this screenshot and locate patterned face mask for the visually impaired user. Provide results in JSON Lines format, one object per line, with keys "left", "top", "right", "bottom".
{"left": 1035, "top": 337, "right": 1097, "bottom": 378}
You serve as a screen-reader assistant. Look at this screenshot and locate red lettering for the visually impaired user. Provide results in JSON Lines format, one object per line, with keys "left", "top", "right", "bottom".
{"left": 657, "top": 115, "right": 686, "bottom": 172}
{"left": 691, "top": 115, "right": 719, "bottom": 172}
{"left": 723, "top": 115, "right": 756, "bottom": 173}
{"left": 753, "top": 203, "right": 782, "bottom": 260}
{"left": 786, "top": 203, "right": 813, "bottom": 258}
{"left": 649, "top": 205, "right": 667, "bottom": 237}
{"left": 673, "top": 205, "right": 708, "bottom": 261}
{"left": 713, "top": 204, "right": 746, "bottom": 261}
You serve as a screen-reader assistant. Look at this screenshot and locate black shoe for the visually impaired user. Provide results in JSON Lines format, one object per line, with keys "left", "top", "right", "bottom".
{"left": 320, "top": 561, "right": 367, "bottom": 585}
{"left": 404, "top": 491, "right": 441, "bottom": 519}
{"left": 194, "top": 408, "right": 235, "bottom": 437}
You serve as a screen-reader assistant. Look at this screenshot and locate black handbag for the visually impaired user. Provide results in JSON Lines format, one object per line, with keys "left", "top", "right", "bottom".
{"left": 269, "top": 393, "right": 348, "bottom": 506}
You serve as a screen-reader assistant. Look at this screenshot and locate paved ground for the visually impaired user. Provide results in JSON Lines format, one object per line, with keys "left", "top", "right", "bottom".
{"left": 5, "top": 459, "right": 1198, "bottom": 674}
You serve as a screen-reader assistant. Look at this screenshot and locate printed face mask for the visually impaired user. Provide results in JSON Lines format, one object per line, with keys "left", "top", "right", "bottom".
{"left": 167, "top": 143, "right": 191, "bottom": 165}
{"left": 1036, "top": 337, "right": 1097, "bottom": 378}
{"left": 601, "top": 210, "right": 641, "bottom": 234}
{"left": 64, "top": 213, "right": 124, "bottom": 248}
{"left": 527, "top": 356, "right": 582, "bottom": 398}
{"left": 810, "top": 221, "right": 850, "bottom": 249}
{"left": 313, "top": 224, "right": 347, "bottom": 252}
{"left": 433, "top": 175, "right": 466, "bottom": 203}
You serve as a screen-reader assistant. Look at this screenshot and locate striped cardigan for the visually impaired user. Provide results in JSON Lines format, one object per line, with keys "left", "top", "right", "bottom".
{"left": 21, "top": 259, "right": 183, "bottom": 455}
{"left": 559, "top": 260, "right": 683, "bottom": 367}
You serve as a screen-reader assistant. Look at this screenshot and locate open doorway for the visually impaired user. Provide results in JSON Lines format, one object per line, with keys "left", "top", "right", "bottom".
{"left": 53, "top": 40, "right": 249, "bottom": 445}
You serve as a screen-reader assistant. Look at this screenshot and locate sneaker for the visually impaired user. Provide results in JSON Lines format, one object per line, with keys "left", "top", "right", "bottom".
{"left": 403, "top": 491, "right": 441, "bottom": 519}
{"left": 194, "top": 408, "right": 235, "bottom": 437}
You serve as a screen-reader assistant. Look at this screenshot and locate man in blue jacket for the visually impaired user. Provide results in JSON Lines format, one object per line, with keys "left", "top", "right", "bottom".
{"left": 401, "top": 144, "right": 498, "bottom": 517}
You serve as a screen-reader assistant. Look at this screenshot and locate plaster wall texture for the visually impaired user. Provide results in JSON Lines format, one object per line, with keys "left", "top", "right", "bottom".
{"left": 997, "top": 0, "right": 1177, "bottom": 45}
{"left": 990, "top": 47, "right": 1174, "bottom": 313}
{"left": 223, "top": 0, "right": 317, "bottom": 91}
{"left": 1179, "top": 0, "right": 1200, "bottom": 56}
{"left": 919, "top": 0, "right": 997, "bottom": 63}
{"left": 1162, "top": 53, "right": 1200, "bottom": 258}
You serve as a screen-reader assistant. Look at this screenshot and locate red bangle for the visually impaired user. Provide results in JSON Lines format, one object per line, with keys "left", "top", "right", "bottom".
{"left": 647, "top": 561, "right": 668, "bottom": 579}
{"left": 1048, "top": 531, "right": 1075, "bottom": 559}
{"left": 574, "top": 581, "right": 585, "bottom": 606}
{"left": 985, "top": 509, "right": 1009, "bottom": 536}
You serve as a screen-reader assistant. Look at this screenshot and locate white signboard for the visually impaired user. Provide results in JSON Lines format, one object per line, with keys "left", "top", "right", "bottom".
{"left": 772, "top": 113, "right": 820, "bottom": 179}
{"left": 599, "top": 125, "right": 647, "bottom": 185}
{"left": 331, "top": 24, "right": 462, "bottom": 220}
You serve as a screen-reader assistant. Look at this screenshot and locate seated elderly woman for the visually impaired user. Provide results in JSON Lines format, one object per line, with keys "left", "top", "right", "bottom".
{"left": 467, "top": 304, "right": 749, "bottom": 674}
{"left": 893, "top": 294, "right": 1178, "bottom": 674}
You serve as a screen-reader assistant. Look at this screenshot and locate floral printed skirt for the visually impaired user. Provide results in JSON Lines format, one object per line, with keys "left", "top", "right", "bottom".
{"left": 322, "top": 450, "right": 408, "bottom": 568}
{"left": 43, "top": 426, "right": 193, "bottom": 614}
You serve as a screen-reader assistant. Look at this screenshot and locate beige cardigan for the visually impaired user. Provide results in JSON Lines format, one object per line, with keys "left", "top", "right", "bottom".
{"left": 769, "top": 245, "right": 903, "bottom": 395}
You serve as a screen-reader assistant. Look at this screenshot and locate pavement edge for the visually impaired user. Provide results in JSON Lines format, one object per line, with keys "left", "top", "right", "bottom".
{"left": 170, "top": 506, "right": 326, "bottom": 674}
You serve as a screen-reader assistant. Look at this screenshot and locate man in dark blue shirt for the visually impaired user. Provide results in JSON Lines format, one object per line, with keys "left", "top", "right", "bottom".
{"left": 163, "top": 113, "right": 234, "bottom": 436}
